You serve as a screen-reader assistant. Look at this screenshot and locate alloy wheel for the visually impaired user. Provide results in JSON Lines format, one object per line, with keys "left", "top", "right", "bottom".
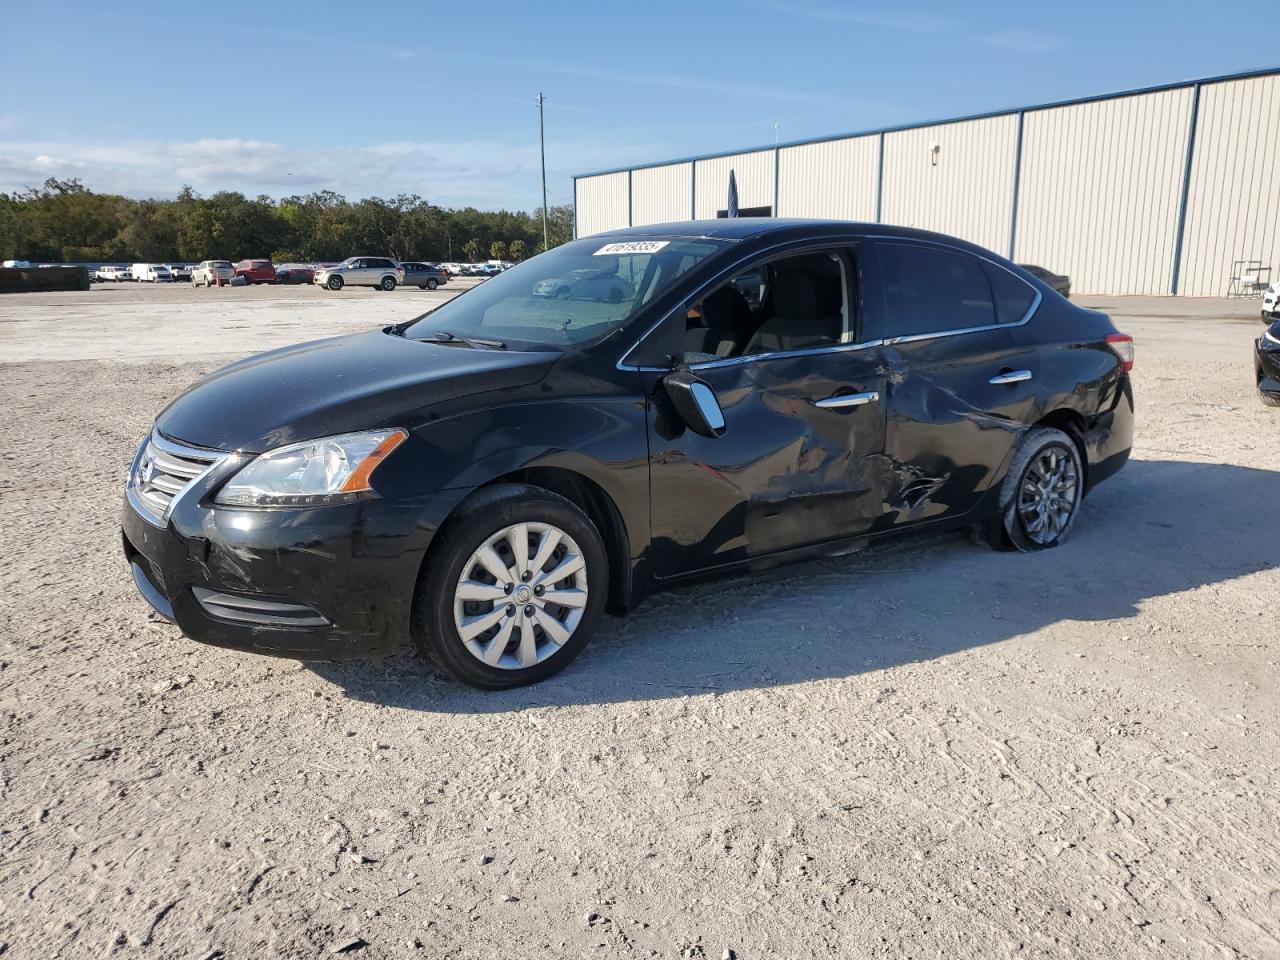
{"left": 1017, "top": 444, "right": 1080, "bottom": 545}
{"left": 452, "top": 522, "right": 588, "bottom": 670}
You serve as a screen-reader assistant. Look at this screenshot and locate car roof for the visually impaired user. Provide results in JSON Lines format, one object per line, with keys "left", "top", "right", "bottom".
{"left": 589, "top": 218, "right": 1004, "bottom": 257}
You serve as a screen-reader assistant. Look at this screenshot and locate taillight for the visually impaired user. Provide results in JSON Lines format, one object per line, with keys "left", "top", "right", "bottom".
{"left": 1105, "top": 333, "right": 1134, "bottom": 372}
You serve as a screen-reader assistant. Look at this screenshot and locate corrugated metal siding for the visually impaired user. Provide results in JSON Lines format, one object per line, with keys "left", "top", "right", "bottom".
{"left": 631, "top": 162, "right": 693, "bottom": 226}
{"left": 572, "top": 69, "right": 1280, "bottom": 296}
{"left": 694, "top": 150, "right": 775, "bottom": 218}
{"left": 1015, "top": 89, "right": 1192, "bottom": 295}
{"left": 777, "top": 136, "right": 879, "bottom": 220}
{"left": 574, "top": 172, "right": 630, "bottom": 237}
{"left": 881, "top": 116, "right": 1017, "bottom": 254}
{"left": 1176, "top": 75, "right": 1280, "bottom": 297}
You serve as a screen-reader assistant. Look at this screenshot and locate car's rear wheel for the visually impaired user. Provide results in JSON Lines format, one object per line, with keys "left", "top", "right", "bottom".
{"left": 979, "top": 426, "right": 1083, "bottom": 552}
{"left": 426, "top": 278, "right": 438, "bottom": 290}
{"left": 327, "top": 276, "right": 343, "bottom": 291}
{"left": 412, "top": 483, "right": 607, "bottom": 689}
{"left": 380, "top": 276, "right": 396, "bottom": 291}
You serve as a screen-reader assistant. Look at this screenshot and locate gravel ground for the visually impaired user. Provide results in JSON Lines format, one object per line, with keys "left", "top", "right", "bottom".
{"left": 1, "top": 286, "right": 1277, "bottom": 959}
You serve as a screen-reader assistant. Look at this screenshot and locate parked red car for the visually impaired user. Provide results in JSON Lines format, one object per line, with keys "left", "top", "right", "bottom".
{"left": 233, "top": 259, "right": 276, "bottom": 284}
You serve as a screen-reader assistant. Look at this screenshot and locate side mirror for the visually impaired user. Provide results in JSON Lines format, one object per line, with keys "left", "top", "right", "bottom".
{"left": 662, "top": 370, "right": 726, "bottom": 439}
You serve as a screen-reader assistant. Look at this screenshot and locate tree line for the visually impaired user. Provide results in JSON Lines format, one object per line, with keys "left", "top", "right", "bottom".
{"left": 0, "top": 178, "right": 575, "bottom": 265}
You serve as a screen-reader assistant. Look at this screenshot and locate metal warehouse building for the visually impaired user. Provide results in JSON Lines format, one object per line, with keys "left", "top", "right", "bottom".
{"left": 572, "top": 67, "right": 1280, "bottom": 297}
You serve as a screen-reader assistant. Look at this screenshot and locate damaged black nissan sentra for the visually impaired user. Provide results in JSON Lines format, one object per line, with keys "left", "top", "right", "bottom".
{"left": 123, "top": 220, "right": 1134, "bottom": 688}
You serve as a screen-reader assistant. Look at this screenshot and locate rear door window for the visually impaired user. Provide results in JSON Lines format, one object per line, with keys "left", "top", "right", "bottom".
{"left": 983, "top": 263, "right": 1038, "bottom": 324}
{"left": 875, "top": 241, "right": 995, "bottom": 337}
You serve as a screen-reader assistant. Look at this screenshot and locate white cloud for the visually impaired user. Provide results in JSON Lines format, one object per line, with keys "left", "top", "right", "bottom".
{"left": 32, "top": 154, "right": 85, "bottom": 172}
{"left": 0, "top": 135, "right": 656, "bottom": 210}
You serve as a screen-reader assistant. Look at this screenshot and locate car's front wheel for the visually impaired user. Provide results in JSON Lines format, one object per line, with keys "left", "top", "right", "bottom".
{"left": 413, "top": 484, "right": 607, "bottom": 688}
{"left": 327, "top": 276, "right": 343, "bottom": 291}
{"left": 979, "top": 426, "right": 1083, "bottom": 552}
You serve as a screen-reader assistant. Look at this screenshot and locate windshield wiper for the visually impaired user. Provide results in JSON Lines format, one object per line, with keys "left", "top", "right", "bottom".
{"left": 418, "top": 330, "right": 507, "bottom": 350}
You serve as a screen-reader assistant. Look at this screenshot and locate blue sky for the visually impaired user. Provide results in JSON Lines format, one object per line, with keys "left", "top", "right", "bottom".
{"left": 2, "top": 0, "right": 1276, "bottom": 211}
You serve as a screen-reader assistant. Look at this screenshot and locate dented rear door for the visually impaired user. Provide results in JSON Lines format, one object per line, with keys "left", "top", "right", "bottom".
{"left": 865, "top": 238, "right": 1042, "bottom": 529}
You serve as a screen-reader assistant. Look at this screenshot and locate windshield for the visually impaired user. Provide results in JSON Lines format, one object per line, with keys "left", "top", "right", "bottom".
{"left": 402, "top": 236, "right": 727, "bottom": 349}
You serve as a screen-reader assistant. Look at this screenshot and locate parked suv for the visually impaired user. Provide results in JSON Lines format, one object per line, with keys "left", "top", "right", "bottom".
{"left": 401, "top": 262, "right": 448, "bottom": 290}
{"left": 192, "top": 261, "right": 235, "bottom": 286}
{"left": 234, "top": 259, "right": 277, "bottom": 284}
{"left": 315, "top": 257, "right": 404, "bottom": 291}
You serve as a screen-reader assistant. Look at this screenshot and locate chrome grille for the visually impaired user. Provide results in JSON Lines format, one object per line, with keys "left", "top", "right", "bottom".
{"left": 128, "top": 429, "right": 225, "bottom": 524}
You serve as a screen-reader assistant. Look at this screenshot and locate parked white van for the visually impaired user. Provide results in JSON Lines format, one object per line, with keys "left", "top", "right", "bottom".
{"left": 133, "top": 263, "right": 173, "bottom": 283}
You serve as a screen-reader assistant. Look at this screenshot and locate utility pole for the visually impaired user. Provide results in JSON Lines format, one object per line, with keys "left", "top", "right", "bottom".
{"left": 538, "top": 92, "right": 549, "bottom": 251}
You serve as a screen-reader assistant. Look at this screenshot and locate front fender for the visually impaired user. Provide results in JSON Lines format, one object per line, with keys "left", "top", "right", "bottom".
{"left": 405, "top": 395, "right": 651, "bottom": 559}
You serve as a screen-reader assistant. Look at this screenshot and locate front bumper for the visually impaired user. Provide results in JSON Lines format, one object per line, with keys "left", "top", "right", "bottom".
{"left": 121, "top": 464, "right": 461, "bottom": 659}
{"left": 1257, "top": 339, "right": 1280, "bottom": 400}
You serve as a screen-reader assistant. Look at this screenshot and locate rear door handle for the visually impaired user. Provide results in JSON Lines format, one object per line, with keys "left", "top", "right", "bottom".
{"left": 989, "top": 369, "right": 1032, "bottom": 385}
{"left": 814, "top": 390, "right": 880, "bottom": 409}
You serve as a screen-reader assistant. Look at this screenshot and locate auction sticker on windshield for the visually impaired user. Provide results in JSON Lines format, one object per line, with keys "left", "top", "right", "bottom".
{"left": 594, "top": 241, "right": 670, "bottom": 255}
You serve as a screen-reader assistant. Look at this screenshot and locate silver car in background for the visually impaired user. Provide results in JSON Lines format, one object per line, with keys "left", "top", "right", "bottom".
{"left": 401, "top": 261, "right": 449, "bottom": 290}
{"left": 192, "top": 260, "right": 235, "bottom": 286}
{"left": 314, "top": 257, "right": 404, "bottom": 291}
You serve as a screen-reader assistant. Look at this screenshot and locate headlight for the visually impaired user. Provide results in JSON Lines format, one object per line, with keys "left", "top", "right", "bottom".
{"left": 214, "top": 429, "right": 407, "bottom": 507}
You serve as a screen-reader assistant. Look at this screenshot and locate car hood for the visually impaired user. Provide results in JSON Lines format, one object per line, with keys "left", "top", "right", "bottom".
{"left": 156, "top": 329, "right": 558, "bottom": 453}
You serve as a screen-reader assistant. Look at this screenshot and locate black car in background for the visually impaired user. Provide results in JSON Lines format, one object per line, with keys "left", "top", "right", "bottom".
{"left": 122, "top": 220, "right": 1134, "bottom": 688}
{"left": 1257, "top": 319, "right": 1280, "bottom": 406}
{"left": 276, "top": 265, "right": 316, "bottom": 284}
{"left": 1019, "top": 263, "right": 1071, "bottom": 298}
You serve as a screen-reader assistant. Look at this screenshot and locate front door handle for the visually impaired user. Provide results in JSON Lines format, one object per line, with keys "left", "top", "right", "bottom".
{"left": 814, "top": 390, "right": 880, "bottom": 409}
{"left": 989, "top": 369, "right": 1033, "bottom": 385}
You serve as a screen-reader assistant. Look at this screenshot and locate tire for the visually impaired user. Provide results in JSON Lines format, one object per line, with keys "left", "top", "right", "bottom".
{"left": 978, "top": 426, "right": 1084, "bottom": 552}
{"left": 426, "top": 278, "right": 438, "bottom": 290}
{"left": 412, "top": 483, "right": 608, "bottom": 689}
{"left": 1261, "top": 389, "right": 1280, "bottom": 407}
{"left": 380, "top": 276, "right": 396, "bottom": 291}
{"left": 327, "top": 276, "right": 343, "bottom": 291}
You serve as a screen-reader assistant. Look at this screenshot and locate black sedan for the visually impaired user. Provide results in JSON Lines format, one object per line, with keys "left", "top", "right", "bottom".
{"left": 122, "top": 220, "right": 1134, "bottom": 688}
{"left": 1019, "top": 263, "right": 1071, "bottom": 298}
{"left": 1257, "top": 319, "right": 1280, "bottom": 406}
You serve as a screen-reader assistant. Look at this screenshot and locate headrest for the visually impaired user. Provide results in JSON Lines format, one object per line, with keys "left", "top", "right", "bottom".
{"left": 701, "top": 284, "right": 751, "bottom": 330}
{"left": 771, "top": 268, "right": 837, "bottom": 319}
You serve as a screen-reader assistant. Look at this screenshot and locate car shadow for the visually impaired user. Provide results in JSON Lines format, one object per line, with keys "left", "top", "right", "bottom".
{"left": 306, "top": 458, "right": 1279, "bottom": 712}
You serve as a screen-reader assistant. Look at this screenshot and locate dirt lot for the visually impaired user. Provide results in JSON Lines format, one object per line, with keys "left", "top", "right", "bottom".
{"left": 1, "top": 284, "right": 1278, "bottom": 959}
